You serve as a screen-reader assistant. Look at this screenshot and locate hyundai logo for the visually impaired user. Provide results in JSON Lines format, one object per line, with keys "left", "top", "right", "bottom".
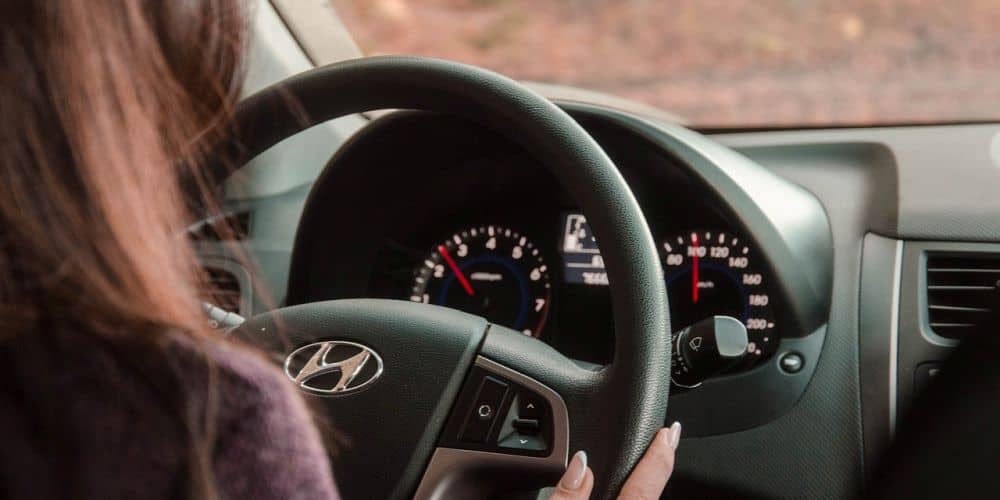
{"left": 284, "top": 341, "right": 384, "bottom": 396}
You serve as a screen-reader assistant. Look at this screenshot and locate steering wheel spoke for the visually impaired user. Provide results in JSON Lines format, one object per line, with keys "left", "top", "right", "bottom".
{"left": 236, "top": 300, "right": 609, "bottom": 499}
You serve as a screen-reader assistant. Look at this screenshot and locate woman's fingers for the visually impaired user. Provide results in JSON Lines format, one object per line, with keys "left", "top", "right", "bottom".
{"left": 550, "top": 422, "right": 681, "bottom": 500}
{"left": 618, "top": 422, "right": 682, "bottom": 500}
{"left": 550, "top": 450, "right": 594, "bottom": 500}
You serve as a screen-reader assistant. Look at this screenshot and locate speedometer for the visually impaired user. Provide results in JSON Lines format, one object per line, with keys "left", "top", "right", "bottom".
{"left": 410, "top": 225, "right": 552, "bottom": 337}
{"left": 663, "top": 230, "right": 777, "bottom": 366}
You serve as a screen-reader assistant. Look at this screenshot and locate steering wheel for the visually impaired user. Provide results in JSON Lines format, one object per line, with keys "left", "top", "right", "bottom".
{"left": 227, "top": 56, "right": 670, "bottom": 499}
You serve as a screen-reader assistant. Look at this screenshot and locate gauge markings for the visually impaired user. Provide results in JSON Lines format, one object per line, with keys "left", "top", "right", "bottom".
{"left": 411, "top": 225, "right": 551, "bottom": 337}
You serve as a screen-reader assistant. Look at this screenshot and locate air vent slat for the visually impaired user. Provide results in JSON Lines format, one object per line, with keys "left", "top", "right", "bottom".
{"left": 928, "top": 285, "right": 994, "bottom": 290}
{"left": 925, "top": 253, "right": 1000, "bottom": 340}
{"left": 202, "top": 266, "right": 243, "bottom": 314}
{"left": 928, "top": 304, "right": 991, "bottom": 313}
{"left": 928, "top": 268, "right": 1000, "bottom": 273}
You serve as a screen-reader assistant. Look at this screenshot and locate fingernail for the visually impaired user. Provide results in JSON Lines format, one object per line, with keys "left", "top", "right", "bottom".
{"left": 560, "top": 450, "right": 588, "bottom": 490}
{"left": 669, "top": 421, "right": 682, "bottom": 449}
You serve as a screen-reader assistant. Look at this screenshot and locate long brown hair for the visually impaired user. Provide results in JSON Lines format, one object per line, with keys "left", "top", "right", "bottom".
{"left": 0, "top": 0, "right": 248, "bottom": 497}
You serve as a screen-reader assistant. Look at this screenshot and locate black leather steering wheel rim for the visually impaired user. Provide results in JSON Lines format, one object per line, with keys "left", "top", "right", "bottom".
{"left": 227, "top": 55, "right": 670, "bottom": 498}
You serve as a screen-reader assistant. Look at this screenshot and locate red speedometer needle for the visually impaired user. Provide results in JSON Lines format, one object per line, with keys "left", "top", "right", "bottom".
{"left": 438, "top": 244, "right": 475, "bottom": 296}
{"left": 691, "top": 233, "right": 700, "bottom": 304}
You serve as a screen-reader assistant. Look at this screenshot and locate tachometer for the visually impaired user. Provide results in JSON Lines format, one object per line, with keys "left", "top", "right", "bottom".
{"left": 662, "top": 230, "right": 777, "bottom": 365}
{"left": 410, "top": 225, "right": 552, "bottom": 337}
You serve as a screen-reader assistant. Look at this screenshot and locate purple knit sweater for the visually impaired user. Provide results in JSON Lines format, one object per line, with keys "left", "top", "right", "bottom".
{"left": 0, "top": 329, "right": 340, "bottom": 499}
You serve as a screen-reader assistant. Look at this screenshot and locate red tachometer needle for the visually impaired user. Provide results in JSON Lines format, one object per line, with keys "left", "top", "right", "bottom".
{"left": 438, "top": 244, "right": 475, "bottom": 296}
{"left": 691, "top": 233, "right": 700, "bottom": 304}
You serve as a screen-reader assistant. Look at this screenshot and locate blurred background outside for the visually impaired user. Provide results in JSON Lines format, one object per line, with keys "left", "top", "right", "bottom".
{"left": 331, "top": 0, "right": 1000, "bottom": 128}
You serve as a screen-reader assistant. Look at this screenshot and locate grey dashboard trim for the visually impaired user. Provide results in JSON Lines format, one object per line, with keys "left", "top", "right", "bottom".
{"left": 714, "top": 124, "right": 1000, "bottom": 242}
{"left": 412, "top": 356, "right": 568, "bottom": 500}
{"left": 858, "top": 233, "right": 902, "bottom": 479}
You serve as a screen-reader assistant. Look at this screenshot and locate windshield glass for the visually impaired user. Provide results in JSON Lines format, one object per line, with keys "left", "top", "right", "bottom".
{"left": 331, "top": 0, "right": 1000, "bottom": 128}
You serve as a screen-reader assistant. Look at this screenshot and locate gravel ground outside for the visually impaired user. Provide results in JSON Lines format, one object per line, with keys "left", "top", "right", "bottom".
{"left": 332, "top": 0, "right": 1000, "bottom": 127}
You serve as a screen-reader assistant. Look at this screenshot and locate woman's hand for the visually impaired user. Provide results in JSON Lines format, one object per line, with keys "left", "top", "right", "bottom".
{"left": 550, "top": 421, "right": 681, "bottom": 499}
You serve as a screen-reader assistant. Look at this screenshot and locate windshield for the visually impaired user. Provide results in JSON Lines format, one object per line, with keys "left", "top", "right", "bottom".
{"left": 331, "top": 0, "right": 1000, "bottom": 128}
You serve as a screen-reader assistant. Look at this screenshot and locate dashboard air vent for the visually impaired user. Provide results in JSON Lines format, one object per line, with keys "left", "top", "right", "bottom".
{"left": 926, "top": 253, "right": 1000, "bottom": 339}
{"left": 202, "top": 266, "right": 243, "bottom": 314}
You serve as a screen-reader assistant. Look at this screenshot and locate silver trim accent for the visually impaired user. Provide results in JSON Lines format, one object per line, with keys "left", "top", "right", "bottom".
{"left": 888, "top": 240, "right": 903, "bottom": 438}
{"left": 283, "top": 341, "right": 384, "bottom": 396}
{"left": 412, "top": 356, "right": 569, "bottom": 500}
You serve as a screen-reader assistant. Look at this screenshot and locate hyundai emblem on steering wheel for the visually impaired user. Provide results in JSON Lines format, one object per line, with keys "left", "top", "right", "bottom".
{"left": 284, "top": 341, "right": 384, "bottom": 396}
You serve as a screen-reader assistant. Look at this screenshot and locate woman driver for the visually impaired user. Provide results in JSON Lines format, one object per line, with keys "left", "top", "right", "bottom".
{"left": 0, "top": 1, "right": 679, "bottom": 498}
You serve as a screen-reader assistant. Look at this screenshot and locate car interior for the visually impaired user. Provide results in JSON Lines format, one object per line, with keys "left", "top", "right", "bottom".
{"left": 199, "top": 1, "right": 1000, "bottom": 498}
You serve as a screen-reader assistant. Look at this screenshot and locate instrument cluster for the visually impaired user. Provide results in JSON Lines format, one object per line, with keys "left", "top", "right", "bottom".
{"left": 284, "top": 109, "right": 826, "bottom": 436}
{"left": 294, "top": 110, "right": 788, "bottom": 372}
{"left": 392, "top": 212, "right": 779, "bottom": 370}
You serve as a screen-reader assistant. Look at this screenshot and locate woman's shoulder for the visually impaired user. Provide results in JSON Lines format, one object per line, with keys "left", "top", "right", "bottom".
{"left": 180, "top": 334, "right": 340, "bottom": 499}
{"left": 202, "top": 335, "right": 294, "bottom": 404}
{"left": 171, "top": 332, "right": 314, "bottom": 430}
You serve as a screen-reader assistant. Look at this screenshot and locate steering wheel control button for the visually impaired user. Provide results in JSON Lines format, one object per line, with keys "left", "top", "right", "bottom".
{"left": 490, "top": 390, "right": 553, "bottom": 454}
{"left": 511, "top": 418, "right": 541, "bottom": 435}
{"left": 518, "top": 394, "right": 545, "bottom": 419}
{"left": 458, "top": 415, "right": 491, "bottom": 443}
{"left": 476, "top": 376, "right": 509, "bottom": 407}
{"left": 442, "top": 364, "right": 557, "bottom": 456}
{"left": 459, "top": 376, "right": 508, "bottom": 443}
{"left": 499, "top": 433, "right": 546, "bottom": 451}
{"left": 476, "top": 404, "right": 494, "bottom": 420}
{"left": 779, "top": 352, "right": 805, "bottom": 374}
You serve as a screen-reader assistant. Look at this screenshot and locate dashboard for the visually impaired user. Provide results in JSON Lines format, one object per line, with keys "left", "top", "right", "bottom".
{"left": 211, "top": 71, "right": 1000, "bottom": 500}
{"left": 213, "top": 7, "right": 1000, "bottom": 499}
{"left": 275, "top": 108, "right": 832, "bottom": 450}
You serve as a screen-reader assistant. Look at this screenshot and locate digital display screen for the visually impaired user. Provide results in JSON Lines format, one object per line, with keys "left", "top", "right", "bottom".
{"left": 561, "top": 213, "right": 608, "bottom": 285}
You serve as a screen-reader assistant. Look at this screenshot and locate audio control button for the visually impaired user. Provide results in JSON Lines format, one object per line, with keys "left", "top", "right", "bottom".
{"left": 459, "top": 376, "right": 508, "bottom": 443}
